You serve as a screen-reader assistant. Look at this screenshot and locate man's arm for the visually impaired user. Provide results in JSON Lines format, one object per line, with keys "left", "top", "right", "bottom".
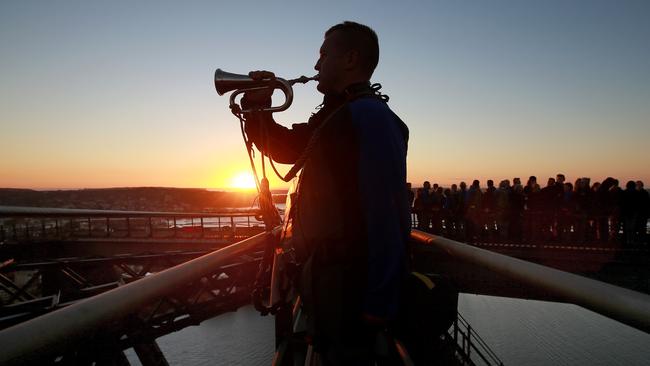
{"left": 242, "top": 107, "right": 312, "bottom": 164}
{"left": 240, "top": 88, "right": 313, "bottom": 164}
{"left": 239, "top": 70, "right": 313, "bottom": 164}
{"left": 351, "top": 99, "right": 410, "bottom": 321}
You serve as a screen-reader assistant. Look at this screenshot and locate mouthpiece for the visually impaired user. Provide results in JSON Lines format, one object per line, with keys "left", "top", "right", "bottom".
{"left": 288, "top": 75, "right": 319, "bottom": 85}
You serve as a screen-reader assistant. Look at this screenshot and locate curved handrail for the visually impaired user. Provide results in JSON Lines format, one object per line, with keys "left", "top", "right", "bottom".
{"left": 411, "top": 229, "right": 650, "bottom": 334}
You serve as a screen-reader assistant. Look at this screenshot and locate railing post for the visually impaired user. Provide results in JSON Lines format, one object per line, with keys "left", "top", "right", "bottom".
{"left": 55, "top": 219, "right": 59, "bottom": 238}
{"left": 173, "top": 217, "right": 177, "bottom": 238}
{"left": 200, "top": 217, "right": 204, "bottom": 238}
{"left": 106, "top": 217, "right": 110, "bottom": 237}
{"left": 148, "top": 217, "right": 153, "bottom": 238}
{"left": 467, "top": 324, "right": 472, "bottom": 360}
{"left": 126, "top": 217, "right": 131, "bottom": 237}
{"left": 88, "top": 217, "right": 92, "bottom": 237}
{"left": 41, "top": 219, "right": 46, "bottom": 238}
{"left": 12, "top": 222, "right": 17, "bottom": 241}
{"left": 231, "top": 216, "right": 236, "bottom": 240}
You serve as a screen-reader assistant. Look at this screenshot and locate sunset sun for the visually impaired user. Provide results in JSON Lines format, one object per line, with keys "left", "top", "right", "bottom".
{"left": 230, "top": 171, "right": 257, "bottom": 190}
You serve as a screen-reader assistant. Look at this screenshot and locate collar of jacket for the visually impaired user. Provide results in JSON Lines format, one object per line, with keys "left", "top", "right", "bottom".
{"left": 322, "top": 82, "right": 374, "bottom": 107}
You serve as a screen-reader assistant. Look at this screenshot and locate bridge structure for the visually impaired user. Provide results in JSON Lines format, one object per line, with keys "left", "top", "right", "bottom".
{"left": 0, "top": 206, "right": 649, "bottom": 365}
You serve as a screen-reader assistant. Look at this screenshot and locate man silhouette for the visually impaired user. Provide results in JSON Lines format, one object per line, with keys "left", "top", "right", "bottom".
{"left": 242, "top": 21, "right": 409, "bottom": 364}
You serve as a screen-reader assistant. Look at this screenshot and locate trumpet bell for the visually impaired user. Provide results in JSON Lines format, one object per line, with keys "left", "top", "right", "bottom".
{"left": 214, "top": 69, "right": 269, "bottom": 96}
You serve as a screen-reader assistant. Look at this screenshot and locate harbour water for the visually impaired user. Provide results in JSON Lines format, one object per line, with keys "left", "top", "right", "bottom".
{"left": 125, "top": 294, "right": 650, "bottom": 365}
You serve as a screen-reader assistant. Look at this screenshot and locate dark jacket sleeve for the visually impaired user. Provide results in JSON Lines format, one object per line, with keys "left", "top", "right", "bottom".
{"left": 350, "top": 99, "right": 410, "bottom": 319}
{"left": 242, "top": 96, "right": 312, "bottom": 164}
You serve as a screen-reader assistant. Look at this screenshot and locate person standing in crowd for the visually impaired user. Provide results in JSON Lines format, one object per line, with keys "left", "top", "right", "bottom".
{"left": 558, "top": 182, "right": 574, "bottom": 243}
{"left": 636, "top": 181, "right": 649, "bottom": 245}
{"left": 609, "top": 179, "right": 623, "bottom": 243}
{"left": 509, "top": 181, "right": 525, "bottom": 242}
{"left": 524, "top": 176, "right": 541, "bottom": 242}
{"left": 457, "top": 181, "right": 468, "bottom": 240}
{"left": 414, "top": 181, "right": 433, "bottom": 232}
{"left": 482, "top": 179, "right": 497, "bottom": 241}
{"left": 465, "top": 180, "right": 482, "bottom": 243}
{"left": 495, "top": 180, "right": 511, "bottom": 241}
{"left": 574, "top": 178, "right": 592, "bottom": 244}
{"left": 621, "top": 181, "right": 641, "bottom": 246}
{"left": 594, "top": 177, "right": 616, "bottom": 244}
{"left": 447, "top": 184, "right": 461, "bottom": 238}
{"left": 406, "top": 182, "right": 414, "bottom": 209}
{"left": 540, "top": 177, "right": 558, "bottom": 242}
{"left": 431, "top": 186, "right": 444, "bottom": 234}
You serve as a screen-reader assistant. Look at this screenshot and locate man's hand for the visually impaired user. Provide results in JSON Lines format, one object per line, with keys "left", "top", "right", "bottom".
{"left": 242, "top": 70, "right": 275, "bottom": 108}
{"left": 249, "top": 70, "right": 276, "bottom": 81}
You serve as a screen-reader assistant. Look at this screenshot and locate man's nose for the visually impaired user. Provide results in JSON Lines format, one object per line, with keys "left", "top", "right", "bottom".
{"left": 314, "top": 59, "right": 320, "bottom": 71}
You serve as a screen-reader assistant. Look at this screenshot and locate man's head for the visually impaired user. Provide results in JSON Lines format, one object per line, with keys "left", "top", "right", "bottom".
{"left": 315, "top": 21, "right": 379, "bottom": 94}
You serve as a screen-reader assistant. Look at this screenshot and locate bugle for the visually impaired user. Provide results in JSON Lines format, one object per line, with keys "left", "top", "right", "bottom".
{"left": 214, "top": 69, "right": 317, "bottom": 113}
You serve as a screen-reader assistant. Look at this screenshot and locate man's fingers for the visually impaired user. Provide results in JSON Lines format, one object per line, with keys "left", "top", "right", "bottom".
{"left": 249, "top": 70, "right": 276, "bottom": 80}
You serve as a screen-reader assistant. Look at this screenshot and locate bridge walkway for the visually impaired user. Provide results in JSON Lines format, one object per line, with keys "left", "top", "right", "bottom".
{"left": 2, "top": 208, "right": 649, "bottom": 365}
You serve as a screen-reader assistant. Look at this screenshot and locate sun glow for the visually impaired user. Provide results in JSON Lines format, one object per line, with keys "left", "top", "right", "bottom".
{"left": 230, "top": 171, "right": 257, "bottom": 190}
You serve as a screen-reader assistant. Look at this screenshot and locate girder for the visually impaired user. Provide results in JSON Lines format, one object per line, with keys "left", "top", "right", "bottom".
{"left": 1, "top": 207, "right": 647, "bottom": 365}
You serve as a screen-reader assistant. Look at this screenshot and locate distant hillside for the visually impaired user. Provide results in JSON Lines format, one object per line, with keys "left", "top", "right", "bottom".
{"left": 0, "top": 187, "right": 287, "bottom": 212}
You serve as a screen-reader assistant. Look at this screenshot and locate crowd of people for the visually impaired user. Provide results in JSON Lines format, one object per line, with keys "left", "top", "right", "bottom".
{"left": 408, "top": 174, "right": 650, "bottom": 246}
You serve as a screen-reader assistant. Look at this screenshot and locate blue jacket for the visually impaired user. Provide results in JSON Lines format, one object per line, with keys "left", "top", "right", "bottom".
{"left": 245, "top": 83, "right": 410, "bottom": 339}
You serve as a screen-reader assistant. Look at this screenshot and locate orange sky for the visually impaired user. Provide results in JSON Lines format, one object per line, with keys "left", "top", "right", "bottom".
{"left": 1, "top": 2, "right": 649, "bottom": 191}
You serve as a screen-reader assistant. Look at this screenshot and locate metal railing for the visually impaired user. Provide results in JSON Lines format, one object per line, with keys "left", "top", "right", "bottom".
{"left": 449, "top": 312, "right": 504, "bottom": 366}
{"left": 0, "top": 205, "right": 267, "bottom": 242}
{"left": 410, "top": 229, "right": 650, "bottom": 334}
{"left": 0, "top": 228, "right": 278, "bottom": 365}
{"left": 3, "top": 225, "right": 649, "bottom": 364}
{"left": 410, "top": 210, "right": 649, "bottom": 247}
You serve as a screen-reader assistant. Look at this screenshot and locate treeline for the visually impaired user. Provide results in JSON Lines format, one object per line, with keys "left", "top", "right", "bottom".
{"left": 0, "top": 187, "right": 287, "bottom": 212}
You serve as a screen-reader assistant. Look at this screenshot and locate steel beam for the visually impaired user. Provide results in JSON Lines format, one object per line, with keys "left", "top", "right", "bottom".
{"left": 0, "top": 229, "right": 276, "bottom": 365}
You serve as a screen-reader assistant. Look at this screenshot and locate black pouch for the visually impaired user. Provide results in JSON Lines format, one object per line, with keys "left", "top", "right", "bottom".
{"left": 392, "top": 272, "right": 459, "bottom": 364}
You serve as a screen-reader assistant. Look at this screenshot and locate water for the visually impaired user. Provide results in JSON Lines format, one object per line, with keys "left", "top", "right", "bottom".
{"left": 125, "top": 295, "right": 650, "bottom": 365}
{"left": 125, "top": 306, "right": 275, "bottom": 366}
{"left": 458, "top": 295, "right": 650, "bottom": 366}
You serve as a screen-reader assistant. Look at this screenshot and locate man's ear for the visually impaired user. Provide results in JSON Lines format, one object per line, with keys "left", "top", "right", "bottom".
{"left": 343, "top": 49, "right": 360, "bottom": 70}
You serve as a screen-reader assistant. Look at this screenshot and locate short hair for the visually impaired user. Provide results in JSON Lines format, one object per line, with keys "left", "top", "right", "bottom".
{"left": 325, "top": 21, "right": 379, "bottom": 78}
